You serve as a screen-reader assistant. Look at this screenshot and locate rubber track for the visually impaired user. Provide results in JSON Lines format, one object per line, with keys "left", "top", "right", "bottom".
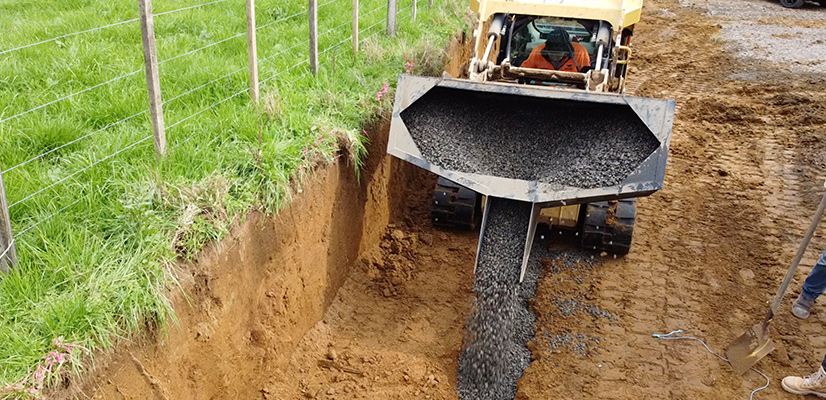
{"left": 581, "top": 199, "right": 636, "bottom": 255}
{"left": 432, "top": 177, "right": 480, "bottom": 230}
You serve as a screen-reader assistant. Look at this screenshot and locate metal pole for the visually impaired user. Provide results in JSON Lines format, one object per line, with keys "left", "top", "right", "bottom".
{"left": 428, "top": 0, "right": 432, "bottom": 7}
{"left": 138, "top": 0, "right": 167, "bottom": 158}
{"left": 0, "top": 167, "right": 17, "bottom": 273}
{"left": 386, "top": 0, "right": 397, "bottom": 36}
{"left": 352, "top": 0, "right": 359, "bottom": 56}
{"left": 309, "top": 0, "right": 319, "bottom": 76}
{"left": 412, "top": 0, "right": 417, "bottom": 21}
{"left": 245, "top": 0, "right": 260, "bottom": 105}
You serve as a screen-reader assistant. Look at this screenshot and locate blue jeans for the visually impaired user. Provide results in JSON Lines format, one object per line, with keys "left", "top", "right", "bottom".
{"left": 802, "top": 249, "right": 826, "bottom": 302}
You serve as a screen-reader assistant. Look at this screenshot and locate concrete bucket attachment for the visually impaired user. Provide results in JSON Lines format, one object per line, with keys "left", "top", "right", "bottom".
{"left": 387, "top": 75, "right": 675, "bottom": 281}
{"left": 389, "top": 75, "right": 675, "bottom": 205}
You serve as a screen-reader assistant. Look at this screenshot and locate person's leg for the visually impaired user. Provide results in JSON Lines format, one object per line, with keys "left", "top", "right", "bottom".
{"left": 802, "top": 249, "right": 826, "bottom": 301}
{"left": 793, "top": 249, "right": 826, "bottom": 319}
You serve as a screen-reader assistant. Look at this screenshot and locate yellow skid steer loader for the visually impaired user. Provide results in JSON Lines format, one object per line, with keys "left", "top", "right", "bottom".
{"left": 388, "top": 0, "right": 676, "bottom": 280}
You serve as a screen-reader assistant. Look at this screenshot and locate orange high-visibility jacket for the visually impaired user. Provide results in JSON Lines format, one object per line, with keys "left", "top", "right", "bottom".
{"left": 522, "top": 42, "right": 591, "bottom": 72}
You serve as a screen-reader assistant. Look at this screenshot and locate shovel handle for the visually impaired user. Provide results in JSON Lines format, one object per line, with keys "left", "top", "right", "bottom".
{"left": 769, "top": 184, "right": 826, "bottom": 317}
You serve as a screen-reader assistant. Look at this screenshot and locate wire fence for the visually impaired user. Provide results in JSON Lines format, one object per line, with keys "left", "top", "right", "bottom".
{"left": 0, "top": 0, "right": 426, "bottom": 270}
{"left": 0, "top": 0, "right": 232, "bottom": 57}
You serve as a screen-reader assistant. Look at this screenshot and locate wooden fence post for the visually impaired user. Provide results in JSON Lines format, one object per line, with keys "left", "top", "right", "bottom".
{"left": 386, "top": 0, "right": 397, "bottom": 36}
{"left": 352, "top": 0, "right": 359, "bottom": 56}
{"left": 0, "top": 167, "right": 16, "bottom": 273}
{"left": 412, "top": 0, "right": 417, "bottom": 21}
{"left": 309, "top": 0, "right": 319, "bottom": 75}
{"left": 246, "top": 0, "right": 260, "bottom": 105}
{"left": 138, "top": 0, "right": 167, "bottom": 158}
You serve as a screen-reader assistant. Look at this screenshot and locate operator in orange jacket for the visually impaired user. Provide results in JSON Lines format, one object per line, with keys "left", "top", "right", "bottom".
{"left": 521, "top": 27, "right": 591, "bottom": 73}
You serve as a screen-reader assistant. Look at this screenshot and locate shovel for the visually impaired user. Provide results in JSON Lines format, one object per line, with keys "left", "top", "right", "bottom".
{"left": 726, "top": 181, "right": 826, "bottom": 375}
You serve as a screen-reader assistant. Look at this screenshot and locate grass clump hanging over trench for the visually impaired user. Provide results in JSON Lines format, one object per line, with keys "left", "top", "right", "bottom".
{"left": 0, "top": 0, "right": 466, "bottom": 393}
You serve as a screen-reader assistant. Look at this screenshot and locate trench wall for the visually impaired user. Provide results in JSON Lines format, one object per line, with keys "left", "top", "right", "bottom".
{"left": 59, "top": 124, "right": 424, "bottom": 399}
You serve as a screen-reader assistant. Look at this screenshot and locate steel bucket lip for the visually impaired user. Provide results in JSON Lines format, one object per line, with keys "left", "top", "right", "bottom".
{"left": 388, "top": 74, "right": 677, "bottom": 204}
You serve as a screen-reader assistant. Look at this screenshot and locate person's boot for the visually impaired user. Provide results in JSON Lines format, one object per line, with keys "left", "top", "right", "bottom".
{"left": 783, "top": 366, "right": 826, "bottom": 397}
{"left": 793, "top": 294, "right": 816, "bottom": 319}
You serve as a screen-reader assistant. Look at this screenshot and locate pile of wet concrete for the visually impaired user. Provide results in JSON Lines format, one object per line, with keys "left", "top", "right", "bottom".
{"left": 401, "top": 87, "right": 659, "bottom": 189}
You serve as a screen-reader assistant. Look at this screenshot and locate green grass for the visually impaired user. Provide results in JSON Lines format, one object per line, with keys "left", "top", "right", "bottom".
{"left": 0, "top": 0, "right": 466, "bottom": 393}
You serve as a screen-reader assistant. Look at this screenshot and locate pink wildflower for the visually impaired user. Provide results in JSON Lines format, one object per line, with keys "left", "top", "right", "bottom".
{"left": 3, "top": 338, "right": 81, "bottom": 396}
{"left": 375, "top": 82, "right": 389, "bottom": 101}
{"left": 403, "top": 56, "right": 416, "bottom": 73}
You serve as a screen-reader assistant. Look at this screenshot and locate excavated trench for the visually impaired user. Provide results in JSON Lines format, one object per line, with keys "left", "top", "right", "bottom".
{"left": 59, "top": 115, "right": 600, "bottom": 400}
{"left": 55, "top": 120, "right": 480, "bottom": 400}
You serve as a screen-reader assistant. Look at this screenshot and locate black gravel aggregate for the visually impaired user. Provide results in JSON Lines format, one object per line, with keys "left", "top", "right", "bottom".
{"left": 457, "top": 197, "right": 541, "bottom": 400}
{"left": 401, "top": 87, "right": 660, "bottom": 189}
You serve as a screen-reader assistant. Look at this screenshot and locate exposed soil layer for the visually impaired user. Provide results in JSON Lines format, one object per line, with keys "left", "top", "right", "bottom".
{"left": 56, "top": 0, "right": 826, "bottom": 398}
{"left": 401, "top": 87, "right": 660, "bottom": 189}
{"left": 56, "top": 122, "right": 459, "bottom": 400}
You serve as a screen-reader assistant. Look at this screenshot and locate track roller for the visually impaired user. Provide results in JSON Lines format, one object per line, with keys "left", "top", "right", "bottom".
{"left": 432, "top": 177, "right": 482, "bottom": 230}
{"left": 581, "top": 199, "right": 637, "bottom": 255}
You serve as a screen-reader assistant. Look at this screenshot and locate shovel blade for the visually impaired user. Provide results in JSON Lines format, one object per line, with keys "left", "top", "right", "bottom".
{"left": 725, "top": 322, "right": 775, "bottom": 375}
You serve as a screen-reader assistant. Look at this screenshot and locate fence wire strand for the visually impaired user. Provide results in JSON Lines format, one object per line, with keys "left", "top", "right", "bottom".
{"left": 8, "top": 135, "right": 152, "bottom": 209}
{"left": 167, "top": 87, "right": 248, "bottom": 149}
{"left": 15, "top": 196, "right": 86, "bottom": 238}
{"left": 0, "top": 0, "right": 230, "bottom": 57}
{"left": 263, "top": 1, "right": 406, "bottom": 86}
{"left": 261, "top": 59, "right": 310, "bottom": 85}
{"left": 2, "top": 26, "right": 245, "bottom": 124}
{"left": 160, "top": 31, "right": 247, "bottom": 65}
{"left": 319, "top": 19, "right": 353, "bottom": 39}
{"left": 319, "top": 36, "right": 352, "bottom": 56}
{"left": 260, "top": 39, "right": 309, "bottom": 64}
{"left": 256, "top": 0, "right": 338, "bottom": 31}
{"left": 167, "top": 88, "right": 249, "bottom": 130}
{"left": 154, "top": 0, "right": 229, "bottom": 17}
{"left": 2, "top": 109, "right": 149, "bottom": 175}
{"left": 164, "top": 67, "right": 248, "bottom": 106}
{"left": 362, "top": 2, "right": 386, "bottom": 18}
{"left": 362, "top": 19, "right": 387, "bottom": 41}
{"left": 0, "top": 69, "right": 143, "bottom": 125}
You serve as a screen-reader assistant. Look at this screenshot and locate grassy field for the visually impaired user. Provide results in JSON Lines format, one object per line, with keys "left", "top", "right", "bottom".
{"left": 0, "top": 0, "right": 464, "bottom": 393}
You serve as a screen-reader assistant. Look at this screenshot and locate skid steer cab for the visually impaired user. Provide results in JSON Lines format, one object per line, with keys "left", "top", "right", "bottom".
{"left": 387, "top": 0, "right": 676, "bottom": 257}
{"left": 468, "top": 0, "right": 640, "bottom": 94}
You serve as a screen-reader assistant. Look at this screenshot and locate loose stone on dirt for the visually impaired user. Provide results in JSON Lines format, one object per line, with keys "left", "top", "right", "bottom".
{"left": 458, "top": 197, "right": 542, "bottom": 400}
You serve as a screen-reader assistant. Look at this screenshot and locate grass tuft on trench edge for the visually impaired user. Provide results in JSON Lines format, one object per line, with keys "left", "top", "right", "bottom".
{"left": 0, "top": 0, "right": 468, "bottom": 393}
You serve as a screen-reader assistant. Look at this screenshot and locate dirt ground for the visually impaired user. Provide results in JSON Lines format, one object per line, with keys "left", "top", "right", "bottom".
{"left": 515, "top": 0, "right": 826, "bottom": 397}
{"left": 60, "top": 0, "right": 826, "bottom": 398}
{"left": 273, "top": 0, "right": 826, "bottom": 397}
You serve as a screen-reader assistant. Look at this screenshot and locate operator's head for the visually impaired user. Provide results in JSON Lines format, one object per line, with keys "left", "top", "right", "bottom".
{"left": 544, "top": 27, "right": 572, "bottom": 52}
